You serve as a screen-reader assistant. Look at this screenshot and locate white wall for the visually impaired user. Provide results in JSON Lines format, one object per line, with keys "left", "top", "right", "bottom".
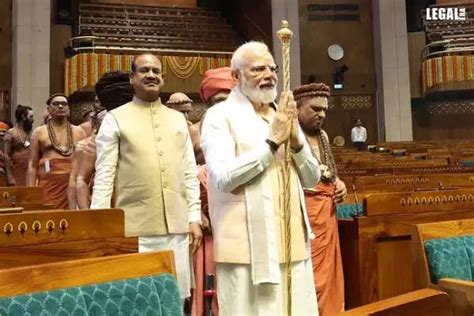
{"left": 373, "top": 0, "right": 413, "bottom": 141}
{"left": 12, "top": 0, "right": 50, "bottom": 126}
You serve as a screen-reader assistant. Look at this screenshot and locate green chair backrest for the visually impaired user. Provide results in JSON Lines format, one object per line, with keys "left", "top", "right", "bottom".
{"left": 0, "top": 273, "right": 181, "bottom": 316}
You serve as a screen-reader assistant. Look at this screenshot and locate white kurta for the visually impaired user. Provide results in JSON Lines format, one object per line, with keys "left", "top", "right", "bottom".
{"left": 201, "top": 87, "right": 319, "bottom": 315}
{"left": 139, "top": 235, "right": 192, "bottom": 300}
{"left": 217, "top": 261, "right": 318, "bottom": 316}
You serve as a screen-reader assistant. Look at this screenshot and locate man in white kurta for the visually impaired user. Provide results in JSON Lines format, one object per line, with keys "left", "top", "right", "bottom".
{"left": 201, "top": 41, "right": 320, "bottom": 315}
{"left": 91, "top": 54, "right": 202, "bottom": 301}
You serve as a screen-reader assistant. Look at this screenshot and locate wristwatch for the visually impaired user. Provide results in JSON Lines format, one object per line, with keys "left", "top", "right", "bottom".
{"left": 265, "top": 139, "right": 280, "bottom": 153}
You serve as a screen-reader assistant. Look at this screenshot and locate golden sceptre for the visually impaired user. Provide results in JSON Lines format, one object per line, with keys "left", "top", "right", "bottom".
{"left": 276, "top": 20, "right": 293, "bottom": 316}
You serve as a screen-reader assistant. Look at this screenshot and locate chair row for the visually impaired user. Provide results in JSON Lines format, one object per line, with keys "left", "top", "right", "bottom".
{"left": 79, "top": 17, "right": 233, "bottom": 32}
{"left": 93, "top": 38, "right": 236, "bottom": 51}
{"left": 80, "top": 24, "right": 235, "bottom": 41}
{"left": 80, "top": 2, "right": 220, "bottom": 18}
{"left": 80, "top": 9, "right": 224, "bottom": 24}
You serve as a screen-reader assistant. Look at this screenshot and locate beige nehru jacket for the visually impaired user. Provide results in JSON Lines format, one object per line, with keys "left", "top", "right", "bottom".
{"left": 91, "top": 97, "right": 200, "bottom": 237}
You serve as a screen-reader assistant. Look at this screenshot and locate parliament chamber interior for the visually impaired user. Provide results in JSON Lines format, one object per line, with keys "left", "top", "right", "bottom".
{"left": 0, "top": 0, "right": 474, "bottom": 315}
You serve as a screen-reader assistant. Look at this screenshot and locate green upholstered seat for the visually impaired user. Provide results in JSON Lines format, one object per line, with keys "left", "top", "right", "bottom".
{"left": 424, "top": 236, "right": 473, "bottom": 284}
{"left": 459, "top": 160, "right": 474, "bottom": 167}
{"left": 462, "top": 236, "right": 474, "bottom": 276}
{"left": 0, "top": 273, "right": 181, "bottom": 316}
{"left": 336, "top": 203, "right": 362, "bottom": 219}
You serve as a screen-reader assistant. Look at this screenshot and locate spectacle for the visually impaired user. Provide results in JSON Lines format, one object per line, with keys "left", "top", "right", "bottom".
{"left": 250, "top": 65, "right": 279, "bottom": 75}
{"left": 50, "top": 101, "right": 69, "bottom": 107}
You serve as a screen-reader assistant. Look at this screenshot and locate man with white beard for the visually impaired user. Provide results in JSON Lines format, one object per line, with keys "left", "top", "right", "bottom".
{"left": 200, "top": 41, "right": 320, "bottom": 315}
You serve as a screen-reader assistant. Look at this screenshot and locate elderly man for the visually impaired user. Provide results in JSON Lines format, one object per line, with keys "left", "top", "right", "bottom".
{"left": 293, "top": 82, "right": 346, "bottom": 316}
{"left": 91, "top": 54, "right": 202, "bottom": 304}
{"left": 201, "top": 41, "right": 320, "bottom": 315}
{"left": 4, "top": 105, "right": 34, "bottom": 186}
{"left": 27, "top": 93, "right": 86, "bottom": 209}
{"left": 166, "top": 92, "right": 193, "bottom": 125}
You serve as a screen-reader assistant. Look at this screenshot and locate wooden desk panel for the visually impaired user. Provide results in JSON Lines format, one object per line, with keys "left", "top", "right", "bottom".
{"left": 0, "top": 187, "right": 45, "bottom": 209}
{"left": 0, "top": 209, "right": 125, "bottom": 247}
{"left": 0, "top": 251, "right": 175, "bottom": 297}
{"left": 0, "top": 237, "right": 138, "bottom": 269}
{"left": 340, "top": 288, "right": 452, "bottom": 316}
{"left": 340, "top": 209, "right": 474, "bottom": 308}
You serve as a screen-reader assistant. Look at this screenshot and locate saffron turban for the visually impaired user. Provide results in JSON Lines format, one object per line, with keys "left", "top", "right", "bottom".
{"left": 200, "top": 67, "right": 234, "bottom": 103}
{"left": 0, "top": 122, "right": 8, "bottom": 130}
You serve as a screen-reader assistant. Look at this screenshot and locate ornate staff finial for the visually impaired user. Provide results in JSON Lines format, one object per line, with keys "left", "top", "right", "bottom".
{"left": 277, "top": 20, "right": 293, "bottom": 92}
{"left": 277, "top": 20, "right": 293, "bottom": 45}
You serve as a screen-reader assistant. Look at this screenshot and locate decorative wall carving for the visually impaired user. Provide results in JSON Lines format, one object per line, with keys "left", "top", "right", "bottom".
{"left": 339, "top": 95, "right": 372, "bottom": 110}
{"left": 385, "top": 178, "right": 430, "bottom": 185}
{"left": 400, "top": 193, "right": 474, "bottom": 206}
{"left": 427, "top": 99, "right": 474, "bottom": 115}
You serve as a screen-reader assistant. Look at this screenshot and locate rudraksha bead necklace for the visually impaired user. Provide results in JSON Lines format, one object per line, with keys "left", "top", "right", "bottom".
{"left": 47, "top": 119, "right": 74, "bottom": 156}
{"left": 306, "top": 129, "right": 338, "bottom": 183}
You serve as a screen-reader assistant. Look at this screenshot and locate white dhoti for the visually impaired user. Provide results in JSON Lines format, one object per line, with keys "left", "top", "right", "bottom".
{"left": 139, "top": 234, "right": 192, "bottom": 300}
{"left": 216, "top": 259, "right": 319, "bottom": 316}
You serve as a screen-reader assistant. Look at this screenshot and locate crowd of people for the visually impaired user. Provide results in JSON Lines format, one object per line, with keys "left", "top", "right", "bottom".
{"left": 1, "top": 41, "right": 351, "bottom": 316}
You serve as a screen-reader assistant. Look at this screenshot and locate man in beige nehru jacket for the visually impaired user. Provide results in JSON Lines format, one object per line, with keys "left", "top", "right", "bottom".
{"left": 91, "top": 53, "right": 202, "bottom": 303}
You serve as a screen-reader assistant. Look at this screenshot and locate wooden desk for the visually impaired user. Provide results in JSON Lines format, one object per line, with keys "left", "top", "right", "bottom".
{"left": 0, "top": 209, "right": 138, "bottom": 269}
{"left": 0, "top": 186, "right": 51, "bottom": 210}
{"left": 340, "top": 189, "right": 474, "bottom": 308}
{"left": 340, "top": 288, "right": 452, "bottom": 316}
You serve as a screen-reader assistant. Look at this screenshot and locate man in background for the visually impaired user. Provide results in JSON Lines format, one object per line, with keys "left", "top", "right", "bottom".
{"left": 351, "top": 118, "right": 367, "bottom": 151}
{"left": 166, "top": 92, "right": 193, "bottom": 125}
{"left": 4, "top": 105, "right": 34, "bottom": 186}
{"left": 27, "top": 93, "right": 86, "bottom": 209}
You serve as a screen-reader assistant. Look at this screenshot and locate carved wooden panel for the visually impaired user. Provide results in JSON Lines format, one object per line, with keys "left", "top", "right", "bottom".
{"left": 364, "top": 189, "right": 474, "bottom": 216}
{"left": 0, "top": 187, "right": 45, "bottom": 209}
{"left": 355, "top": 173, "right": 474, "bottom": 193}
{"left": 0, "top": 209, "right": 125, "bottom": 246}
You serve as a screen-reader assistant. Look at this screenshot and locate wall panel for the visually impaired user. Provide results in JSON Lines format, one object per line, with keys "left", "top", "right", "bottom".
{"left": 298, "top": 0, "right": 378, "bottom": 145}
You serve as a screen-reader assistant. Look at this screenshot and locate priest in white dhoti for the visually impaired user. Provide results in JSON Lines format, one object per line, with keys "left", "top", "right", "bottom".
{"left": 201, "top": 41, "right": 320, "bottom": 315}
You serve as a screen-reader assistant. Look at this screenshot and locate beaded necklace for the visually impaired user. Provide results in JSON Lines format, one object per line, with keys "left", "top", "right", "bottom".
{"left": 47, "top": 119, "right": 74, "bottom": 156}
{"left": 16, "top": 127, "right": 31, "bottom": 148}
{"left": 305, "top": 129, "right": 337, "bottom": 183}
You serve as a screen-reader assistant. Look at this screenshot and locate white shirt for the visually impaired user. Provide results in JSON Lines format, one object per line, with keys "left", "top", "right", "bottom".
{"left": 91, "top": 111, "right": 201, "bottom": 223}
{"left": 351, "top": 126, "right": 367, "bottom": 142}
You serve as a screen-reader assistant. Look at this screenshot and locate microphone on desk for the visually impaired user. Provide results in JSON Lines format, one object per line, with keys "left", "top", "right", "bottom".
{"left": 351, "top": 184, "right": 364, "bottom": 217}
